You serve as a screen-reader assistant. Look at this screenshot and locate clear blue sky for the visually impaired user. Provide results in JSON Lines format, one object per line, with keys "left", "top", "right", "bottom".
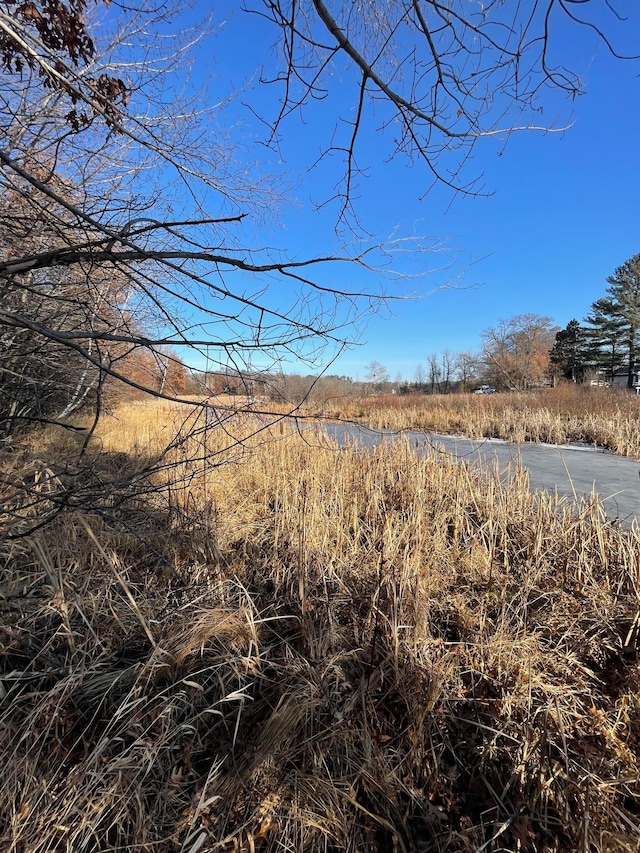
{"left": 184, "top": 2, "right": 640, "bottom": 380}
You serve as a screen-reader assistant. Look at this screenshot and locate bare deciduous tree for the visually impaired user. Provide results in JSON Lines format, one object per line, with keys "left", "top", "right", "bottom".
{"left": 454, "top": 351, "right": 480, "bottom": 392}
{"left": 364, "top": 360, "right": 389, "bottom": 392}
{"left": 440, "top": 348, "right": 454, "bottom": 394}
{"left": 481, "top": 314, "right": 558, "bottom": 391}
{"left": 413, "top": 362, "right": 426, "bottom": 392}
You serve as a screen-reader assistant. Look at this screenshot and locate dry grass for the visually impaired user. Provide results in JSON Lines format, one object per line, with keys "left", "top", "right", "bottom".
{"left": 315, "top": 386, "right": 640, "bottom": 458}
{"left": 1, "top": 401, "right": 639, "bottom": 852}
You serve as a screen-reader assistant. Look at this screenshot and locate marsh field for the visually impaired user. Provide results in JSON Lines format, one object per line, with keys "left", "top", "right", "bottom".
{"left": 1, "top": 389, "right": 639, "bottom": 852}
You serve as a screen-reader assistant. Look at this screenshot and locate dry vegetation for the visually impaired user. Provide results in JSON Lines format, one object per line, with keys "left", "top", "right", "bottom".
{"left": 316, "top": 386, "right": 640, "bottom": 458}
{"left": 1, "top": 400, "right": 639, "bottom": 852}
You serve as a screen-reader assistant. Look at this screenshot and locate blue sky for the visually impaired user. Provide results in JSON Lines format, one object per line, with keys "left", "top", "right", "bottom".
{"left": 184, "top": 2, "right": 640, "bottom": 380}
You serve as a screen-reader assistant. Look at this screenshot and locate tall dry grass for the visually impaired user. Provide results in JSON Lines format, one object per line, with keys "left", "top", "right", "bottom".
{"left": 1, "top": 402, "right": 639, "bottom": 852}
{"left": 316, "top": 386, "right": 640, "bottom": 458}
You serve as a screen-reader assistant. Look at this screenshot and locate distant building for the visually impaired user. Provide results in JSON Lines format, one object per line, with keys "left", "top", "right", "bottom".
{"left": 611, "top": 364, "right": 640, "bottom": 391}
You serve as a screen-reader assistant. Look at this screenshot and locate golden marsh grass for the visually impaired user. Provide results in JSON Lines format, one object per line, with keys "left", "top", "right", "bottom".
{"left": 0, "top": 400, "right": 639, "bottom": 852}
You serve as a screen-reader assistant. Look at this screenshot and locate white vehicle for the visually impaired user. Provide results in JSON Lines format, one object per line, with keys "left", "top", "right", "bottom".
{"left": 473, "top": 385, "right": 496, "bottom": 394}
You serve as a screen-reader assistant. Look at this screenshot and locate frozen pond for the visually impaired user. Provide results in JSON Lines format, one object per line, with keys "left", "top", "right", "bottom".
{"left": 321, "top": 423, "right": 640, "bottom": 527}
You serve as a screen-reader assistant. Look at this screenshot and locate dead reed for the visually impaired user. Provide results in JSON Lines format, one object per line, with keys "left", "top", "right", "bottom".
{"left": 1, "top": 403, "right": 639, "bottom": 852}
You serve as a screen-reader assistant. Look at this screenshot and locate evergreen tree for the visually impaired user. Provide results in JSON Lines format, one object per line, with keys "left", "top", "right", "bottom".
{"left": 584, "top": 297, "right": 626, "bottom": 381}
{"left": 605, "top": 254, "right": 640, "bottom": 388}
{"left": 550, "top": 319, "right": 588, "bottom": 382}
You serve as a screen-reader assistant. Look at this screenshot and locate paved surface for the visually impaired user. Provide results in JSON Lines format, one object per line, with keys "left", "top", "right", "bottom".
{"left": 322, "top": 424, "right": 640, "bottom": 526}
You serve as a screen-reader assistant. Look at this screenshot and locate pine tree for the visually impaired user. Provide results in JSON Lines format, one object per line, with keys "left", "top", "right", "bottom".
{"left": 605, "top": 254, "right": 640, "bottom": 388}
{"left": 550, "top": 319, "right": 588, "bottom": 382}
{"left": 584, "top": 298, "right": 626, "bottom": 382}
